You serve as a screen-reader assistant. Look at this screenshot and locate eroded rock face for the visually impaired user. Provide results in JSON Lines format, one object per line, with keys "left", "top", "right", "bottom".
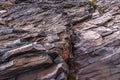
{"left": 71, "top": 0, "right": 120, "bottom": 80}
{"left": 0, "top": 0, "right": 120, "bottom": 80}
{"left": 0, "top": 0, "right": 91, "bottom": 80}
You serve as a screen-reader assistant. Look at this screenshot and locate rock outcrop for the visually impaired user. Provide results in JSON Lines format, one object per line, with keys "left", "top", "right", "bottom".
{"left": 71, "top": 0, "right": 120, "bottom": 80}
{"left": 0, "top": 0, "right": 120, "bottom": 80}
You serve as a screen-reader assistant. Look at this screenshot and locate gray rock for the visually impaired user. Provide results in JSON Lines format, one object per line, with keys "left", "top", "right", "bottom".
{"left": 88, "top": 12, "right": 112, "bottom": 25}
{"left": 44, "top": 34, "right": 60, "bottom": 43}
{"left": 70, "top": 0, "right": 120, "bottom": 80}
{"left": 0, "top": 29, "right": 13, "bottom": 35}
{"left": 0, "top": 0, "right": 120, "bottom": 80}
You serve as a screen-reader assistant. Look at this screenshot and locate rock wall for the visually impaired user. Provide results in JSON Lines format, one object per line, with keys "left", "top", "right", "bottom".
{"left": 0, "top": 0, "right": 120, "bottom": 80}
{"left": 71, "top": 0, "right": 120, "bottom": 80}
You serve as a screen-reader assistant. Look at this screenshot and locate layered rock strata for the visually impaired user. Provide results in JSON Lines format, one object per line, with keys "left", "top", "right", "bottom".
{"left": 0, "top": 0, "right": 120, "bottom": 80}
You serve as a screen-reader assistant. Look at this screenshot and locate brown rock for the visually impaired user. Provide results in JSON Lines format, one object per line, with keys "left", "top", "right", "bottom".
{"left": 0, "top": 0, "right": 120, "bottom": 80}
{"left": 0, "top": 54, "right": 53, "bottom": 79}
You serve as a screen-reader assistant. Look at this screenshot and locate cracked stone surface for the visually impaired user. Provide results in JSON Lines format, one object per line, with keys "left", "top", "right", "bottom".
{"left": 0, "top": 0, "right": 120, "bottom": 80}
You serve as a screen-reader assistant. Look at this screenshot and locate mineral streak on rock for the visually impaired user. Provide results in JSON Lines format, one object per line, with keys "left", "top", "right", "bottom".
{"left": 0, "top": 0, "right": 120, "bottom": 80}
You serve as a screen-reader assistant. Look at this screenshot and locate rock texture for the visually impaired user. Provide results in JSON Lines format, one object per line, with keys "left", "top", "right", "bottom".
{"left": 71, "top": 0, "right": 120, "bottom": 80}
{"left": 0, "top": 0, "right": 120, "bottom": 80}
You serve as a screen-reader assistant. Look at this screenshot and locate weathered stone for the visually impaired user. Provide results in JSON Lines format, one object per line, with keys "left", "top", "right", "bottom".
{"left": 73, "top": 30, "right": 103, "bottom": 55}
{"left": 0, "top": 29, "right": 13, "bottom": 35}
{"left": 0, "top": 10, "right": 7, "bottom": 14}
{"left": 1, "top": 43, "right": 46, "bottom": 61}
{"left": 43, "top": 43, "right": 55, "bottom": 50}
{"left": 37, "top": 63, "right": 68, "bottom": 80}
{"left": 0, "top": 0, "right": 120, "bottom": 80}
{"left": 70, "top": 0, "right": 120, "bottom": 80}
{"left": 81, "top": 30, "right": 101, "bottom": 40}
{"left": 0, "top": 54, "right": 53, "bottom": 79}
{"left": 92, "top": 27, "right": 114, "bottom": 37}
{"left": 88, "top": 12, "right": 112, "bottom": 25}
{"left": 44, "top": 34, "right": 60, "bottom": 43}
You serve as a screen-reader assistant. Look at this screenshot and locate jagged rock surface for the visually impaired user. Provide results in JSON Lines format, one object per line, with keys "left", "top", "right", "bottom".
{"left": 71, "top": 0, "right": 120, "bottom": 80}
{"left": 0, "top": 0, "right": 91, "bottom": 80}
{"left": 0, "top": 0, "right": 120, "bottom": 80}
